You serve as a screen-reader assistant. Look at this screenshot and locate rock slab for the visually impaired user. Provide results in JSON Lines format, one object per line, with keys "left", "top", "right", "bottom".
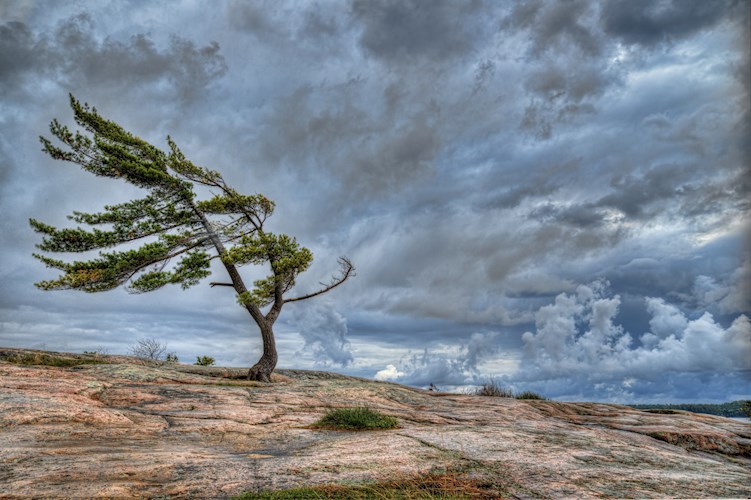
{"left": 1, "top": 349, "right": 750, "bottom": 498}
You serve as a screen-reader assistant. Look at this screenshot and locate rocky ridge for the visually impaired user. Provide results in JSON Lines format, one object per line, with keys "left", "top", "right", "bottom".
{"left": 1, "top": 348, "right": 750, "bottom": 498}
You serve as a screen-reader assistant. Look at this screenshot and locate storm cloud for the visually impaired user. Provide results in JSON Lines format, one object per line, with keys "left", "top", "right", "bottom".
{"left": 0, "top": 1, "right": 748, "bottom": 403}
{"left": 0, "top": 14, "right": 226, "bottom": 102}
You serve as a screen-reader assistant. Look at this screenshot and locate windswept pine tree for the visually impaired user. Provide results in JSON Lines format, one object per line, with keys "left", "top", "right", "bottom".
{"left": 30, "top": 95, "right": 354, "bottom": 381}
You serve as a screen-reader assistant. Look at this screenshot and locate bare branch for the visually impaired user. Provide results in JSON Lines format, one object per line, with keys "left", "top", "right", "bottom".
{"left": 285, "top": 257, "right": 355, "bottom": 303}
{"left": 209, "top": 282, "right": 234, "bottom": 287}
{"left": 129, "top": 338, "right": 167, "bottom": 361}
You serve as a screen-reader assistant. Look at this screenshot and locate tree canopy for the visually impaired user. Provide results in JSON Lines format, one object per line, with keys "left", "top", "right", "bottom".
{"left": 31, "top": 95, "right": 354, "bottom": 381}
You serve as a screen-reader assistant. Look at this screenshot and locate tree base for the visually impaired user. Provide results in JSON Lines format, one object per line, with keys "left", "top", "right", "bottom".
{"left": 247, "top": 361, "right": 274, "bottom": 382}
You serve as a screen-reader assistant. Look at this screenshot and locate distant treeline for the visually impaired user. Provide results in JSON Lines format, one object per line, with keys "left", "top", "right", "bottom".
{"left": 628, "top": 400, "right": 750, "bottom": 418}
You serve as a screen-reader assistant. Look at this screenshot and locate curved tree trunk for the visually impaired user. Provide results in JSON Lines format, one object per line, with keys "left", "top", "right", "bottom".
{"left": 247, "top": 320, "right": 278, "bottom": 382}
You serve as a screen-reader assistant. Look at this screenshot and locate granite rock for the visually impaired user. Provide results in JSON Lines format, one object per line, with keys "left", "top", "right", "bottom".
{"left": 1, "top": 348, "right": 749, "bottom": 498}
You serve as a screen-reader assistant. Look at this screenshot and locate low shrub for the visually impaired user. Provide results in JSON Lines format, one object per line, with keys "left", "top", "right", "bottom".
{"left": 473, "top": 379, "right": 513, "bottom": 398}
{"left": 311, "top": 407, "right": 399, "bottom": 431}
{"left": 515, "top": 391, "right": 547, "bottom": 400}
{"left": 82, "top": 347, "right": 108, "bottom": 357}
{"left": 194, "top": 355, "right": 215, "bottom": 366}
{"left": 129, "top": 338, "right": 167, "bottom": 361}
{"left": 165, "top": 353, "right": 179, "bottom": 363}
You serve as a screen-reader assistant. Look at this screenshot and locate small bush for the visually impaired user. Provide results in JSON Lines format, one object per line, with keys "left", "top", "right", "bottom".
{"left": 194, "top": 355, "right": 215, "bottom": 366}
{"left": 82, "top": 347, "right": 108, "bottom": 357}
{"left": 129, "top": 338, "right": 167, "bottom": 361}
{"left": 473, "top": 379, "right": 513, "bottom": 398}
{"left": 165, "top": 352, "right": 179, "bottom": 363}
{"left": 515, "top": 391, "right": 547, "bottom": 400}
{"left": 742, "top": 400, "right": 751, "bottom": 418}
{"left": 311, "top": 407, "right": 399, "bottom": 431}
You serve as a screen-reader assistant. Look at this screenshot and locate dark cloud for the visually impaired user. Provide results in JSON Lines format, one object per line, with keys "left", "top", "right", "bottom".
{"left": 501, "top": 2, "right": 626, "bottom": 139}
{"left": 1, "top": 1, "right": 749, "bottom": 403}
{"left": 596, "top": 163, "right": 692, "bottom": 219}
{"left": 351, "top": 0, "right": 487, "bottom": 64}
{"left": 524, "top": 59, "right": 614, "bottom": 102}
{"left": 256, "top": 80, "right": 442, "bottom": 201}
{"left": 601, "top": 0, "right": 743, "bottom": 47}
{"left": 298, "top": 9, "right": 340, "bottom": 41}
{"left": 504, "top": 0, "right": 602, "bottom": 57}
{"left": 520, "top": 98, "right": 597, "bottom": 140}
{"left": 0, "top": 21, "right": 37, "bottom": 88}
{"left": 594, "top": 163, "right": 748, "bottom": 226}
{"left": 529, "top": 202, "right": 606, "bottom": 228}
{"left": 0, "top": 14, "right": 227, "bottom": 102}
{"left": 228, "top": 0, "right": 279, "bottom": 36}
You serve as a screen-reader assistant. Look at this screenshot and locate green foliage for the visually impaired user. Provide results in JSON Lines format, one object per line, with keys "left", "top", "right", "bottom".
{"left": 311, "top": 407, "right": 399, "bottom": 431}
{"left": 195, "top": 355, "right": 216, "bottom": 366}
{"left": 742, "top": 400, "right": 751, "bottom": 418}
{"left": 30, "top": 95, "right": 322, "bottom": 307}
{"left": 196, "top": 193, "right": 274, "bottom": 218}
{"left": 629, "top": 401, "right": 751, "bottom": 418}
{"left": 32, "top": 96, "right": 355, "bottom": 381}
{"left": 515, "top": 391, "right": 547, "bottom": 400}
{"left": 165, "top": 353, "right": 179, "bottom": 363}
{"left": 226, "top": 232, "right": 313, "bottom": 306}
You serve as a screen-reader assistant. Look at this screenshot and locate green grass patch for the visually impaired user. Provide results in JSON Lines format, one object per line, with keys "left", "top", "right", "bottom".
{"left": 310, "top": 407, "right": 399, "bottom": 431}
{"left": 234, "top": 472, "right": 500, "bottom": 499}
{"left": 2, "top": 352, "right": 107, "bottom": 367}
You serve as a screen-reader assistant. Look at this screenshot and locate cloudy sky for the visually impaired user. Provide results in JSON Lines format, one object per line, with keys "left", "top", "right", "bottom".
{"left": 1, "top": 0, "right": 749, "bottom": 403}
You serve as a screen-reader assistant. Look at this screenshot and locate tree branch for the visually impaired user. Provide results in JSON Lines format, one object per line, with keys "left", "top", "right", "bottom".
{"left": 284, "top": 257, "right": 355, "bottom": 303}
{"left": 209, "top": 282, "right": 234, "bottom": 287}
{"left": 124, "top": 238, "right": 209, "bottom": 292}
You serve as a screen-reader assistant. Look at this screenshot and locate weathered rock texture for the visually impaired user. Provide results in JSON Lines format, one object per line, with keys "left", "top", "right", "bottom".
{"left": 1, "top": 348, "right": 750, "bottom": 498}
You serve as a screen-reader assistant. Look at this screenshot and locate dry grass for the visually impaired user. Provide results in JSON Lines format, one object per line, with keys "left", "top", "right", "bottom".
{"left": 235, "top": 471, "right": 504, "bottom": 499}
{"left": 472, "top": 379, "right": 513, "bottom": 398}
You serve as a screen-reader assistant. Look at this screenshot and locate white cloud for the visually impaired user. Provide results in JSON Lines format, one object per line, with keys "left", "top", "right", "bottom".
{"left": 515, "top": 281, "right": 751, "bottom": 400}
{"left": 374, "top": 364, "right": 404, "bottom": 381}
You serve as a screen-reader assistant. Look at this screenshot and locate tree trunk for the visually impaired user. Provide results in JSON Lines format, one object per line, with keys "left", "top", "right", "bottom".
{"left": 247, "top": 320, "right": 278, "bottom": 382}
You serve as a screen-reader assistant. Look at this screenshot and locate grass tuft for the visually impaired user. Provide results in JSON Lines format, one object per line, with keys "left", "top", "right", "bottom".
{"left": 310, "top": 407, "right": 399, "bottom": 431}
{"left": 514, "top": 391, "right": 547, "bottom": 400}
{"left": 470, "top": 379, "right": 547, "bottom": 400}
